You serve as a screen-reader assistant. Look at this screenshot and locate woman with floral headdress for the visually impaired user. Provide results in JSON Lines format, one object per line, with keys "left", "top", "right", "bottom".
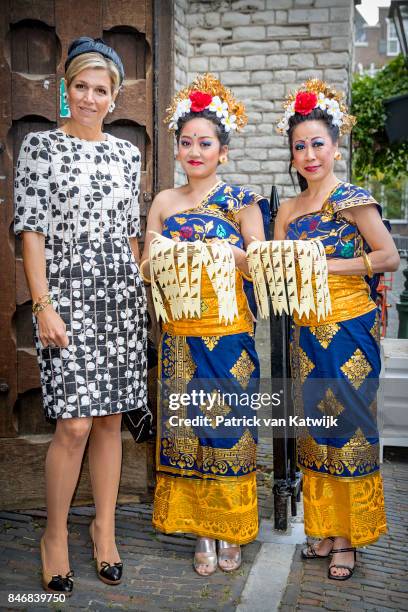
{"left": 274, "top": 79, "right": 399, "bottom": 580}
{"left": 140, "top": 74, "right": 269, "bottom": 576}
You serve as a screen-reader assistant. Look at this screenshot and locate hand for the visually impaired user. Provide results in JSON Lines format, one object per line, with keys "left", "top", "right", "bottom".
{"left": 230, "top": 244, "right": 246, "bottom": 268}
{"left": 36, "top": 307, "right": 69, "bottom": 348}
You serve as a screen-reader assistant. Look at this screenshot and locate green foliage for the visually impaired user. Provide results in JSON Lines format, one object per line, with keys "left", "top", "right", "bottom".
{"left": 351, "top": 54, "right": 408, "bottom": 184}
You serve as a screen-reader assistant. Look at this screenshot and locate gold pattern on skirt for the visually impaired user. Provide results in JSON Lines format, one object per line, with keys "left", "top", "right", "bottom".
{"left": 340, "top": 348, "right": 372, "bottom": 389}
{"left": 162, "top": 334, "right": 196, "bottom": 382}
{"left": 302, "top": 469, "right": 387, "bottom": 547}
{"left": 298, "top": 347, "right": 315, "bottom": 383}
{"left": 161, "top": 428, "right": 257, "bottom": 478}
{"left": 369, "top": 313, "right": 381, "bottom": 343}
{"left": 309, "top": 323, "right": 340, "bottom": 349}
{"left": 153, "top": 472, "right": 258, "bottom": 544}
{"left": 199, "top": 389, "right": 232, "bottom": 428}
{"left": 202, "top": 336, "right": 221, "bottom": 351}
{"left": 317, "top": 388, "right": 344, "bottom": 418}
{"left": 230, "top": 349, "right": 256, "bottom": 389}
{"left": 298, "top": 430, "right": 379, "bottom": 477}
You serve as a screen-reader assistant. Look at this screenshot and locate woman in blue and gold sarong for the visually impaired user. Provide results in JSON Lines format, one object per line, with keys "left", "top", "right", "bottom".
{"left": 140, "top": 75, "right": 268, "bottom": 576}
{"left": 275, "top": 79, "right": 399, "bottom": 580}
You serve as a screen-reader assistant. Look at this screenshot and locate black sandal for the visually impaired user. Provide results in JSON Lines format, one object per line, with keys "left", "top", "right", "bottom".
{"left": 328, "top": 547, "right": 356, "bottom": 581}
{"left": 301, "top": 537, "right": 335, "bottom": 560}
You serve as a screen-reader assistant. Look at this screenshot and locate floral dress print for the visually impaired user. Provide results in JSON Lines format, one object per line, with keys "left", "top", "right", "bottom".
{"left": 14, "top": 129, "right": 150, "bottom": 426}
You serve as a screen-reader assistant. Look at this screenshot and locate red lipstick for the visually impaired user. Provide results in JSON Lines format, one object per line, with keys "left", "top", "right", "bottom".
{"left": 188, "top": 160, "right": 203, "bottom": 166}
{"left": 304, "top": 165, "right": 321, "bottom": 173}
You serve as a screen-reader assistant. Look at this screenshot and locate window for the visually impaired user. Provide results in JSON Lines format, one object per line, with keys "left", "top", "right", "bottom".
{"left": 387, "top": 19, "right": 400, "bottom": 56}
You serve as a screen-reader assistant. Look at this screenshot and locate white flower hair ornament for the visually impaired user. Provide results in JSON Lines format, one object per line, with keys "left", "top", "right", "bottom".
{"left": 165, "top": 73, "right": 248, "bottom": 133}
{"left": 276, "top": 78, "right": 356, "bottom": 136}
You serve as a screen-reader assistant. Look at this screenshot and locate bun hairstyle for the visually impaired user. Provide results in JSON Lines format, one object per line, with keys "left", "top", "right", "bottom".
{"left": 175, "top": 109, "right": 231, "bottom": 146}
{"left": 288, "top": 108, "right": 340, "bottom": 192}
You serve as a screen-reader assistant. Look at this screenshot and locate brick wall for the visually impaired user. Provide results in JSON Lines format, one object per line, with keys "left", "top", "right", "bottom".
{"left": 173, "top": 0, "right": 354, "bottom": 198}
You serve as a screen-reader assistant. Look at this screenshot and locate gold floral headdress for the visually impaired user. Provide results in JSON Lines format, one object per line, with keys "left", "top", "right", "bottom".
{"left": 277, "top": 78, "right": 356, "bottom": 136}
{"left": 165, "top": 73, "right": 248, "bottom": 133}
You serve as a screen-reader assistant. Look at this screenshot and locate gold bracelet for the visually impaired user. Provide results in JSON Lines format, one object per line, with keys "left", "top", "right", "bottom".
{"left": 32, "top": 293, "right": 52, "bottom": 315}
{"left": 238, "top": 268, "right": 253, "bottom": 282}
{"left": 362, "top": 251, "right": 374, "bottom": 278}
{"left": 139, "top": 259, "right": 151, "bottom": 284}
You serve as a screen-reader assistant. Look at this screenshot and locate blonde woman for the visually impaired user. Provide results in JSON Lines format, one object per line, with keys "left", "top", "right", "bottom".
{"left": 14, "top": 37, "right": 149, "bottom": 593}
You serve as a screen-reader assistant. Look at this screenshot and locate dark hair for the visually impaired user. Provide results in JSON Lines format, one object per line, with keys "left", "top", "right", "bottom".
{"left": 175, "top": 109, "right": 231, "bottom": 146}
{"left": 287, "top": 108, "right": 339, "bottom": 192}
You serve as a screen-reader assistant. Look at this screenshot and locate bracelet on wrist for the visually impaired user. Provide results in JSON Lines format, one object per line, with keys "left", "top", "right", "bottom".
{"left": 32, "top": 293, "right": 52, "bottom": 315}
{"left": 362, "top": 251, "right": 374, "bottom": 278}
{"left": 238, "top": 268, "right": 253, "bottom": 282}
{"left": 140, "top": 259, "right": 151, "bottom": 284}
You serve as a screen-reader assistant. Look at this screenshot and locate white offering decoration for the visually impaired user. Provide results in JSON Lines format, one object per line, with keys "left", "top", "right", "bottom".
{"left": 149, "top": 233, "right": 238, "bottom": 324}
{"left": 246, "top": 239, "right": 332, "bottom": 320}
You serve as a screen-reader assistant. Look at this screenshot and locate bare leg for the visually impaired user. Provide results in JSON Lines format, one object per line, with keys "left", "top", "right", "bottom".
{"left": 88, "top": 414, "right": 122, "bottom": 563}
{"left": 43, "top": 417, "right": 93, "bottom": 574}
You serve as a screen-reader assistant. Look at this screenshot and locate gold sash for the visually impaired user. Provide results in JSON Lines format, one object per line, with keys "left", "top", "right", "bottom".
{"left": 162, "top": 270, "right": 253, "bottom": 336}
{"left": 294, "top": 274, "right": 376, "bottom": 326}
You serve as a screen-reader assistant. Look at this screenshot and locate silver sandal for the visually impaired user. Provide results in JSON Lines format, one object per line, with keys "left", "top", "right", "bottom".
{"left": 193, "top": 537, "right": 217, "bottom": 576}
{"left": 218, "top": 540, "right": 241, "bottom": 572}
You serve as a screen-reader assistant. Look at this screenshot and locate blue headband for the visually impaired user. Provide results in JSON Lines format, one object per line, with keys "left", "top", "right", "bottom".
{"left": 65, "top": 37, "right": 125, "bottom": 84}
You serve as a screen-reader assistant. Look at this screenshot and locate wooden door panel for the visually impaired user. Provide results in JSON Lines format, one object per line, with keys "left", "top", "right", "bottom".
{"left": 10, "top": 1, "right": 55, "bottom": 26}
{"left": 11, "top": 74, "right": 57, "bottom": 121}
{"left": 103, "top": 0, "right": 146, "bottom": 33}
{"left": 0, "top": 2, "right": 17, "bottom": 439}
{"left": 10, "top": 21, "right": 58, "bottom": 74}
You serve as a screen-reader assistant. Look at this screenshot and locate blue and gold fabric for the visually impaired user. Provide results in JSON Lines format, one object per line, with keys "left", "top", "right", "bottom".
{"left": 153, "top": 181, "right": 269, "bottom": 544}
{"left": 287, "top": 182, "right": 387, "bottom": 547}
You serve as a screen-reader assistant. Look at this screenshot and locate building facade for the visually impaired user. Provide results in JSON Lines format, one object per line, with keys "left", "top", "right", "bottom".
{"left": 355, "top": 6, "right": 400, "bottom": 75}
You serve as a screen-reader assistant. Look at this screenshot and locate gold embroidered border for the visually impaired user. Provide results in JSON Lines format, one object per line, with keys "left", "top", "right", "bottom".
{"left": 298, "top": 429, "right": 379, "bottom": 478}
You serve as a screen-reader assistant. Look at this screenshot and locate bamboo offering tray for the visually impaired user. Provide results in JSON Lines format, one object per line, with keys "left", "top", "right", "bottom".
{"left": 246, "top": 240, "right": 332, "bottom": 321}
{"left": 149, "top": 233, "right": 238, "bottom": 324}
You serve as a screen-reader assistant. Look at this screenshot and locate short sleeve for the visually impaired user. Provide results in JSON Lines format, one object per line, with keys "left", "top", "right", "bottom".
{"left": 231, "top": 187, "right": 271, "bottom": 239}
{"left": 14, "top": 132, "right": 51, "bottom": 237}
{"left": 128, "top": 146, "right": 142, "bottom": 238}
{"left": 330, "top": 183, "right": 381, "bottom": 216}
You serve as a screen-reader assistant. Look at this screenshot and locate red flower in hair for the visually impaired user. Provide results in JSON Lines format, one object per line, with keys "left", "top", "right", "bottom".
{"left": 189, "top": 90, "right": 213, "bottom": 112}
{"left": 294, "top": 91, "right": 318, "bottom": 116}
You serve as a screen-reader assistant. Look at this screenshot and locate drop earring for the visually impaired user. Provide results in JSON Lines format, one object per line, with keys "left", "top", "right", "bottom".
{"left": 334, "top": 151, "right": 342, "bottom": 160}
{"left": 63, "top": 92, "right": 69, "bottom": 106}
{"left": 108, "top": 101, "right": 116, "bottom": 113}
{"left": 219, "top": 156, "right": 228, "bottom": 164}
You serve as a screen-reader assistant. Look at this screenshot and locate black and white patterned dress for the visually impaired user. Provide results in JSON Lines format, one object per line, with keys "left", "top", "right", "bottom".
{"left": 14, "top": 129, "right": 149, "bottom": 422}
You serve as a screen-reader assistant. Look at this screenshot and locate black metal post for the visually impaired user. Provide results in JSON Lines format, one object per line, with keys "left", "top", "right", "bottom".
{"left": 269, "top": 186, "right": 302, "bottom": 530}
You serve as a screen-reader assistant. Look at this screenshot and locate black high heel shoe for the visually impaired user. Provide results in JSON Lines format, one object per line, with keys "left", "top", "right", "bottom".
{"left": 89, "top": 521, "right": 123, "bottom": 585}
{"left": 40, "top": 537, "right": 74, "bottom": 595}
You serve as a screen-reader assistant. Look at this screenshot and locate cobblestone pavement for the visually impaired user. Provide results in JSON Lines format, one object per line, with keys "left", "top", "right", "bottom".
{"left": 0, "top": 442, "right": 273, "bottom": 612}
{"left": 280, "top": 448, "right": 408, "bottom": 612}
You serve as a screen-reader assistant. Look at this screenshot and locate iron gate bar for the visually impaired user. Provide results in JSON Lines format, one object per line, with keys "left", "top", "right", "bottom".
{"left": 269, "top": 186, "right": 302, "bottom": 531}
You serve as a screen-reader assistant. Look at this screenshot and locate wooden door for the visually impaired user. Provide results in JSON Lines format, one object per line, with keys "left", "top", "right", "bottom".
{"left": 0, "top": 0, "right": 171, "bottom": 510}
